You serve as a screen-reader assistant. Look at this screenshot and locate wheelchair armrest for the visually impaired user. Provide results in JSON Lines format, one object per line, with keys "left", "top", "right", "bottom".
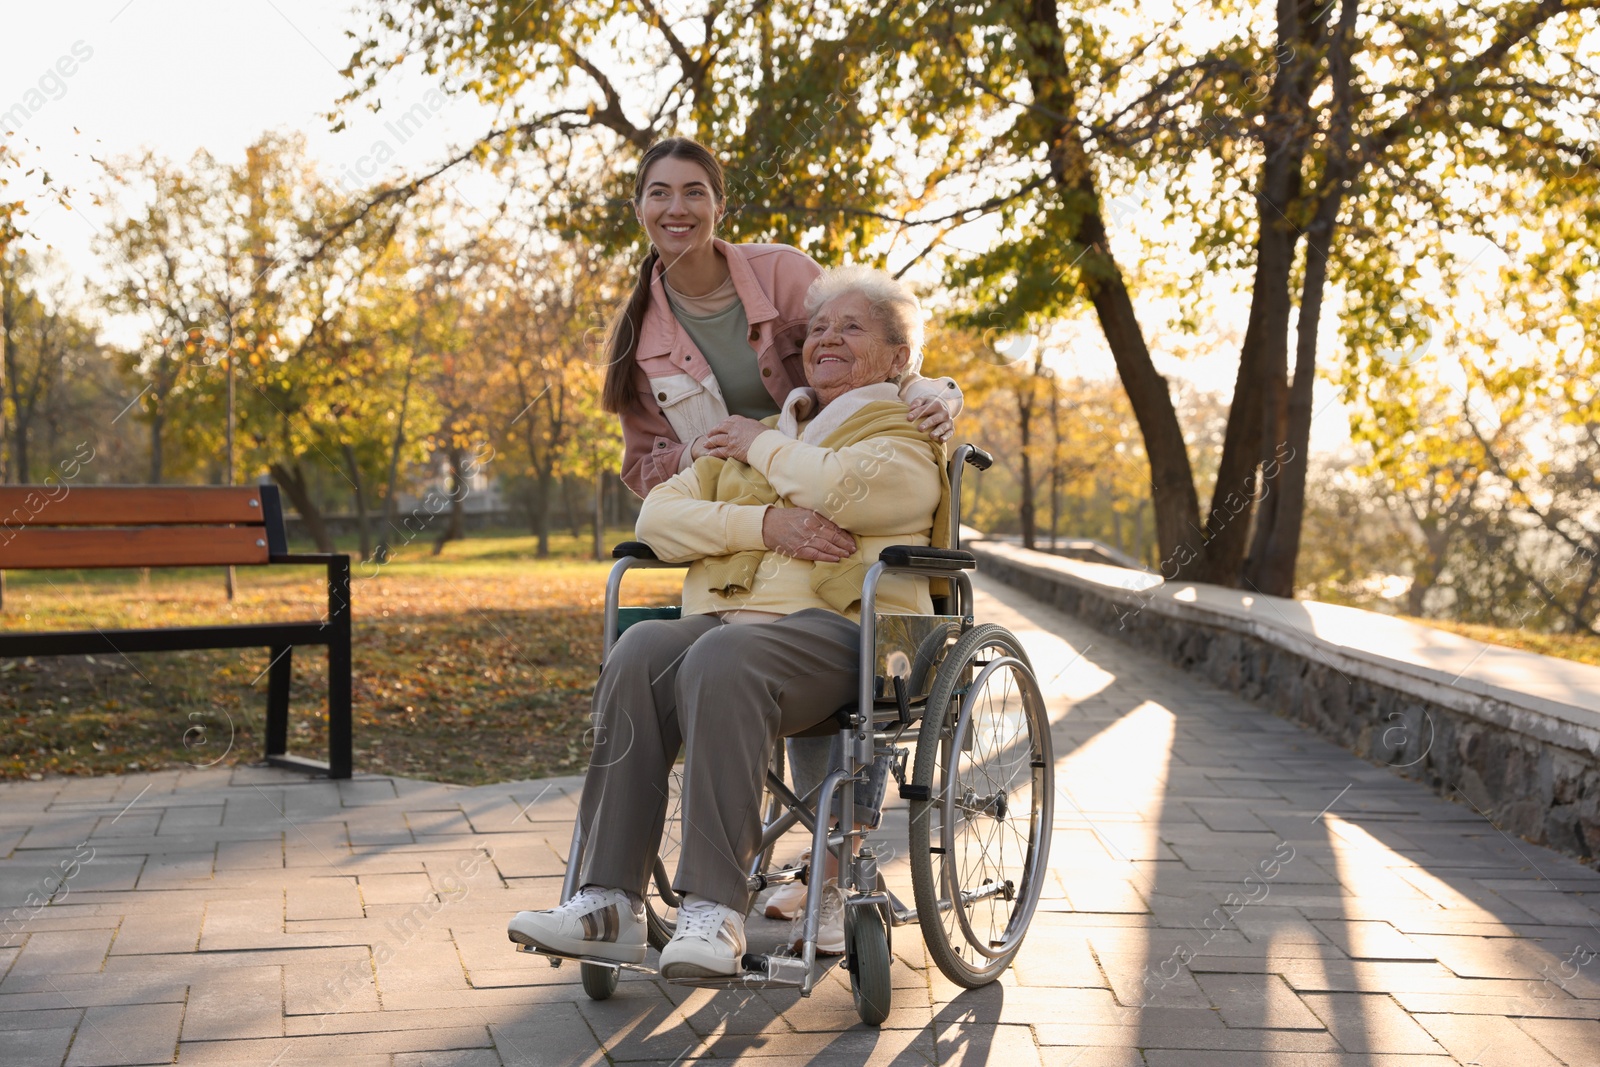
{"left": 877, "top": 546, "right": 978, "bottom": 572}
{"left": 612, "top": 541, "right": 660, "bottom": 560}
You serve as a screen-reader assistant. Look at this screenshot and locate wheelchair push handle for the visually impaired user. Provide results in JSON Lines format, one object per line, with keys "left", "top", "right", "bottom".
{"left": 957, "top": 444, "right": 994, "bottom": 471}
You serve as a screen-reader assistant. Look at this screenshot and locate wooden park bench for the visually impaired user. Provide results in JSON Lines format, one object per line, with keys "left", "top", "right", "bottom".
{"left": 0, "top": 485, "right": 353, "bottom": 778}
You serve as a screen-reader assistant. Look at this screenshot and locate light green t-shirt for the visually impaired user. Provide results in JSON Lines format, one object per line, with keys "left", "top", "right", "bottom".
{"left": 667, "top": 296, "right": 778, "bottom": 420}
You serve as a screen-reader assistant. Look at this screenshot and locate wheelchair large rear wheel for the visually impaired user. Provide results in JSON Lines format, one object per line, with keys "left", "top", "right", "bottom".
{"left": 907, "top": 623, "right": 1054, "bottom": 987}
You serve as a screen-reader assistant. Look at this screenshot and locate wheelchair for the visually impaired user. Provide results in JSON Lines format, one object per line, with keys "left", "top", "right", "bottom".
{"left": 516, "top": 444, "right": 1055, "bottom": 1026}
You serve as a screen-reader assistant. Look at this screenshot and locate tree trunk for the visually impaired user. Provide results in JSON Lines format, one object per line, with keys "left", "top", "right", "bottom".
{"left": 433, "top": 447, "right": 466, "bottom": 556}
{"left": 593, "top": 461, "right": 604, "bottom": 561}
{"left": 1247, "top": 0, "right": 1357, "bottom": 597}
{"left": 269, "top": 460, "right": 335, "bottom": 552}
{"left": 1111, "top": 490, "right": 1123, "bottom": 552}
{"left": 1018, "top": 380, "right": 1036, "bottom": 549}
{"left": 341, "top": 443, "right": 373, "bottom": 563}
{"left": 1049, "top": 379, "right": 1061, "bottom": 550}
{"left": 562, "top": 475, "right": 582, "bottom": 538}
{"left": 1405, "top": 563, "right": 1431, "bottom": 617}
{"left": 379, "top": 343, "right": 419, "bottom": 549}
{"left": 147, "top": 413, "right": 165, "bottom": 484}
{"left": 1199, "top": 213, "right": 1298, "bottom": 586}
{"left": 534, "top": 465, "right": 554, "bottom": 558}
{"left": 10, "top": 421, "right": 28, "bottom": 485}
{"left": 523, "top": 485, "right": 541, "bottom": 537}
{"left": 1193, "top": 10, "right": 1325, "bottom": 588}
{"left": 1244, "top": 209, "right": 1331, "bottom": 596}
{"left": 1020, "top": 0, "right": 1202, "bottom": 568}
{"left": 0, "top": 260, "right": 11, "bottom": 484}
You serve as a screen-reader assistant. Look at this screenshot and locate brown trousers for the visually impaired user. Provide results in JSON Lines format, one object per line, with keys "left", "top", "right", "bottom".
{"left": 576, "top": 609, "right": 860, "bottom": 913}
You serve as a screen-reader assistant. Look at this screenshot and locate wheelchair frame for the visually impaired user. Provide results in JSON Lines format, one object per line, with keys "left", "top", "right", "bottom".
{"left": 520, "top": 444, "right": 1056, "bottom": 1024}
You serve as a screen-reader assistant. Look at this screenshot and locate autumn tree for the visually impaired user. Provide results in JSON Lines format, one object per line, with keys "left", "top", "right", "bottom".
{"left": 0, "top": 253, "right": 110, "bottom": 482}
{"left": 98, "top": 133, "right": 407, "bottom": 544}
{"left": 468, "top": 234, "right": 622, "bottom": 557}
{"left": 1341, "top": 255, "right": 1600, "bottom": 633}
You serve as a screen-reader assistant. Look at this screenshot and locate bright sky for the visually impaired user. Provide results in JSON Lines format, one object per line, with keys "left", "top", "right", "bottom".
{"left": 4, "top": 0, "right": 1359, "bottom": 455}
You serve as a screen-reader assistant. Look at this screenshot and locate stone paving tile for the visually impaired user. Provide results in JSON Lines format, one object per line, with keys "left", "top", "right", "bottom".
{"left": 1514, "top": 1016, "right": 1600, "bottom": 1066}
{"left": 1035, "top": 1050, "right": 1146, "bottom": 1067}
{"left": 181, "top": 964, "right": 283, "bottom": 1041}
{"left": 1142, "top": 1055, "right": 1455, "bottom": 1066}
{"left": 0, "top": 1025, "right": 77, "bottom": 1066}
{"left": 1309, "top": 920, "right": 1435, "bottom": 962}
{"left": 932, "top": 1021, "right": 1043, "bottom": 1066}
{"left": 393, "top": 1051, "right": 505, "bottom": 1067}
{"left": 1297, "top": 993, "right": 1447, "bottom": 1054}
{"left": 1192, "top": 971, "right": 1323, "bottom": 1029}
{"left": 64, "top": 1001, "right": 185, "bottom": 1067}
{"left": 1412, "top": 1011, "right": 1566, "bottom": 1066}
{"left": 0, "top": 963, "right": 190, "bottom": 1005}
{"left": 175, "top": 1026, "right": 492, "bottom": 1065}
{"left": 1033, "top": 1020, "right": 1342, "bottom": 1052}
{"left": 6, "top": 928, "right": 116, "bottom": 976}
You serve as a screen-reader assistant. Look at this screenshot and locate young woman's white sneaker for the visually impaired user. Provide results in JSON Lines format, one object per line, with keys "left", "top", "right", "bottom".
{"left": 506, "top": 885, "right": 648, "bottom": 964}
{"left": 659, "top": 894, "right": 747, "bottom": 979}
{"left": 788, "top": 885, "right": 846, "bottom": 956}
{"left": 763, "top": 879, "right": 807, "bottom": 920}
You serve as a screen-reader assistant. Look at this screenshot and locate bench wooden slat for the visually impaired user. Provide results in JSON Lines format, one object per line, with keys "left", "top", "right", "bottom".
{"left": 0, "top": 527, "right": 271, "bottom": 569}
{"left": 0, "top": 486, "right": 268, "bottom": 527}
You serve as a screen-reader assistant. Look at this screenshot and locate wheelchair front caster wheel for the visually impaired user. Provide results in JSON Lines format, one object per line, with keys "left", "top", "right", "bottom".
{"left": 581, "top": 962, "right": 619, "bottom": 1000}
{"left": 847, "top": 906, "right": 892, "bottom": 1026}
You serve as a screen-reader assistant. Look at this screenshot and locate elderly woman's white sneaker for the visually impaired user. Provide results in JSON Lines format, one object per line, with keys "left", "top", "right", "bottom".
{"left": 506, "top": 885, "right": 647, "bottom": 964}
{"left": 659, "top": 894, "right": 747, "bottom": 979}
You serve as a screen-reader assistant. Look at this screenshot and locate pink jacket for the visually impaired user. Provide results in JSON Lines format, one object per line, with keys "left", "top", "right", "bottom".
{"left": 617, "top": 240, "right": 962, "bottom": 497}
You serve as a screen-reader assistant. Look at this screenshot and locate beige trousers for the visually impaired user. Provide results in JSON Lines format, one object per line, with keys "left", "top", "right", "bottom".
{"left": 576, "top": 609, "right": 860, "bottom": 913}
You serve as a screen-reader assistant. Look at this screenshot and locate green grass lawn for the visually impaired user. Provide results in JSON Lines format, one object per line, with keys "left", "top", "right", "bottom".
{"left": 0, "top": 529, "right": 681, "bottom": 784}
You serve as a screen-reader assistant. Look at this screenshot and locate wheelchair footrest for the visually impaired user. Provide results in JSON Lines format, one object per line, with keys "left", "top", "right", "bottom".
{"left": 512, "top": 943, "right": 655, "bottom": 974}
{"left": 665, "top": 953, "right": 824, "bottom": 989}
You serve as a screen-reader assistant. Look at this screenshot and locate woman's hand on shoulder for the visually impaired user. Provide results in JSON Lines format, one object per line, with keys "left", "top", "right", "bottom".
{"left": 705, "top": 415, "right": 770, "bottom": 463}
{"left": 761, "top": 507, "right": 856, "bottom": 562}
{"left": 906, "top": 396, "right": 954, "bottom": 441}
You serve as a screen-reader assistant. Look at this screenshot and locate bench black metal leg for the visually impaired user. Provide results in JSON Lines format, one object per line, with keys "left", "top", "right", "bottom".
{"left": 326, "top": 555, "right": 353, "bottom": 779}
{"left": 264, "top": 645, "right": 293, "bottom": 760}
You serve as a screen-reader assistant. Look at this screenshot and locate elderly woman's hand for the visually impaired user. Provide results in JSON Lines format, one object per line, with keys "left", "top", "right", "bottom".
{"left": 906, "top": 396, "right": 953, "bottom": 441}
{"left": 762, "top": 507, "right": 857, "bottom": 562}
{"left": 704, "top": 415, "right": 770, "bottom": 464}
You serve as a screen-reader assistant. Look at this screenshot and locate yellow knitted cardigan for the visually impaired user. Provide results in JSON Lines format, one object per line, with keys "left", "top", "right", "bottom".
{"left": 693, "top": 401, "right": 950, "bottom": 614}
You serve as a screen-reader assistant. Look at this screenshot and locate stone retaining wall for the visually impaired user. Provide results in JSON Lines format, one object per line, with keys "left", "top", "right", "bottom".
{"left": 970, "top": 540, "right": 1600, "bottom": 866}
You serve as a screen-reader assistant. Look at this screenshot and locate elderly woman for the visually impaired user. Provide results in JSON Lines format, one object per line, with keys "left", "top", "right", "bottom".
{"left": 507, "top": 266, "right": 947, "bottom": 980}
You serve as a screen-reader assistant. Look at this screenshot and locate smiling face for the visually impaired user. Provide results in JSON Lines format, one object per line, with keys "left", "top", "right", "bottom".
{"left": 802, "top": 292, "right": 911, "bottom": 405}
{"left": 634, "top": 155, "right": 723, "bottom": 259}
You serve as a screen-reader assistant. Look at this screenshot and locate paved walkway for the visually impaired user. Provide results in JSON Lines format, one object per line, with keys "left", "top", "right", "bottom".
{"left": 3, "top": 576, "right": 1598, "bottom": 1066}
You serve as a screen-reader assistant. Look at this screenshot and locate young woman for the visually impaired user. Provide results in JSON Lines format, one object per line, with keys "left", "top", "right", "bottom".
{"left": 598, "top": 136, "right": 964, "bottom": 950}
{"left": 601, "top": 136, "right": 961, "bottom": 498}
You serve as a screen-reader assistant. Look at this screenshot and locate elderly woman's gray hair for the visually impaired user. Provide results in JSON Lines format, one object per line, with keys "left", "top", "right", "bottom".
{"left": 802, "top": 266, "right": 925, "bottom": 375}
